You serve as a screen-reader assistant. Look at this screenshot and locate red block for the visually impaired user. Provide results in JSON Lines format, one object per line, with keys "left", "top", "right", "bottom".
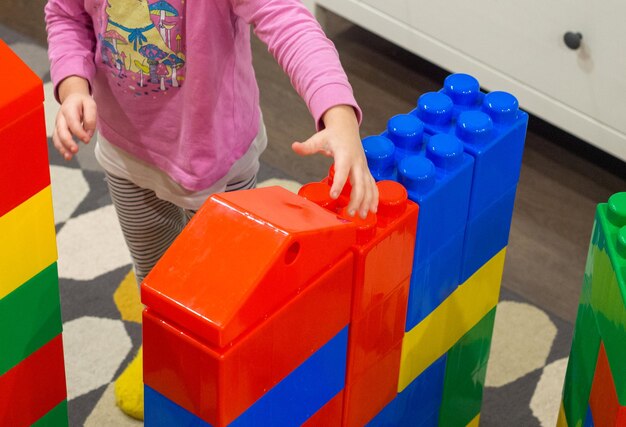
{"left": 143, "top": 253, "right": 354, "bottom": 427}
{"left": 300, "top": 180, "right": 418, "bottom": 317}
{"left": 301, "top": 180, "right": 417, "bottom": 427}
{"left": 346, "top": 283, "right": 408, "bottom": 380}
{"left": 0, "top": 40, "right": 43, "bottom": 127}
{"left": 590, "top": 342, "right": 626, "bottom": 426}
{"left": 342, "top": 340, "right": 404, "bottom": 427}
{"left": 0, "top": 40, "right": 49, "bottom": 217}
{"left": 302, "top": 390, "right": 343, "bottom": 427}
{"left": 0, "top": 335, "right": 67, "bottom": 426}
{"left": 142, "top": 186, "right": 356, "bottom": 348}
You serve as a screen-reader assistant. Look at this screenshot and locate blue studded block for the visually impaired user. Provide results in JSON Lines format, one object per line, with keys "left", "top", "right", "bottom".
{"left": 364, "top": 118, "right": 473, "bottom": 328}
{"left": 411, "top": 73, "right": 528, "bottom": 219}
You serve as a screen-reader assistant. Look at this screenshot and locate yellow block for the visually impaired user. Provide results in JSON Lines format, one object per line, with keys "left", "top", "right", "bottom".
{"left": 557, "top": 402, "right": 568, "bottom": 427}
{"left": 398, "top": 248, "right": 506, "bottom": 392}
{"left": 0, "top": 186, "right": 57, "bottom": 299}
{"left": 467, "top": 413, "right": 480, "bottom": 427}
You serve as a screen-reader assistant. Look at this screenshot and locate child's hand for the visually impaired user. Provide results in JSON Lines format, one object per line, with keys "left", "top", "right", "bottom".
{"left": 292, "top": 105, "right": 378, "bottom": 219}
{"left": 52, "top": 76, "right": 96, "bottom": 161}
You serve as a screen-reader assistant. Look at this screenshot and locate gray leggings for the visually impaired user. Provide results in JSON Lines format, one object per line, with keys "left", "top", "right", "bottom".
{"left": 105, "top": 171, "right": 257, "bottom": 284}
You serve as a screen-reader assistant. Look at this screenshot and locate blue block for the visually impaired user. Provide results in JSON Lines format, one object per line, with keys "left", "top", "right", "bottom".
{"left": 584, "top": 405, "right": 594, "bottom": 427}
{"left": 363, "top": 108, "right": 473, "bottom": 333}
{"left": 405, "top": 231, "right": 463, "bottom": 330}
{"left": 367, "top": 355, "right": 447, "bottom": 427}
{"left": 232, "top": 326, "right": 348, "bottom": 426}
{"left": 145, "top": 326, "right": 348, "bottom": 427}
{"left": 364, "top": 116, "right": 473, "bottom": 260}
{"left": 411, "top": 74, "right": 528, "bottom": 220}
{"left": 145, "top": 386, "right": 211, "bottom": 427}
{"left": 461, "top": 185, "right": 516, "bottom": 281}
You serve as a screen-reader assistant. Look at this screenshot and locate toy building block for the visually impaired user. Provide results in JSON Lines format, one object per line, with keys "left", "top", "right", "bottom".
{"left": 411, "top": 74, "right": 528, "bottom": 281}
{"left": 367, "top": 355, "right": 447, "bottom": 427}
{"left": 0, "top": 335, "right": 67, "bottom": 426}
{"left": 300, "top": 179, "right": 419, "bottom": 426}
{"left": 0, "top": 264, "right": 62, "bottom": 375}
{"left": 589, "top": 343, "right": 626, "bottom": 426}
{"left": 0, "top": 41, "right": 68, "bottom": 427}
{"left": 584, "top": 406, "right": 595, "bottom": 427}
{"left": 301, "top": 390, "right": 343, "bottom": 427}
{"left": 561, "top": 193, "right": 626, "bottom": 426}
{"left": 363, "top": 119, "right": 473, "bottom": 330}
{"left": 398, "top": 248, "right": 505, "bottom": 393}
{"left": 142, "top": 186, "right": 357, "bottom": 426}
{"left": 562, "top": 293, "right": 600, "bottom": 427}
{"left": 438, "top": 308, "right": 496, "bottom": 427}
{"left": 0, "top": 40, "right": 50, "bottom": 218}
{"left": 587, "top": 193, "right": 626, "bottom": 402}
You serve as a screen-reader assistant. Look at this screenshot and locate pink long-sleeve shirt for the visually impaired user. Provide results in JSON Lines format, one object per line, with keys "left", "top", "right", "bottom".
{"left": 45, "top": 0, "right": 360, "bottom": 191}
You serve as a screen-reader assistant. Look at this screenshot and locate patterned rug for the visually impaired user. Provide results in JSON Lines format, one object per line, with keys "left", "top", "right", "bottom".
{"left": 2, "top": 24, "right": 575, "bottom": 427}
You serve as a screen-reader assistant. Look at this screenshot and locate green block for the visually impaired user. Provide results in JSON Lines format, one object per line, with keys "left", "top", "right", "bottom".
{"left": 0, "top": 263, "right": 62, "bottom": 375}
{"left": 439, "top": 307, "right": 496, "bottom": 427}
{"left": 590, "top": 194, "right": 626, "bottom": 404}
{"left": 31, "top": 400, "right": 69, "bottom": 427}
{"left": 562, "top": 299, "right": 600, "bottom": 427}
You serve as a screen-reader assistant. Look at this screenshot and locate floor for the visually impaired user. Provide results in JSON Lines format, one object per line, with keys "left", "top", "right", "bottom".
{"left": 2, "top": 5, "right": 625, "bottom": 426}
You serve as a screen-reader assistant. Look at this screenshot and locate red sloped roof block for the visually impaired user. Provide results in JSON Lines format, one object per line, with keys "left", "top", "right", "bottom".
{"left": 142, "top": 186, "right": 357, "bottom": 348}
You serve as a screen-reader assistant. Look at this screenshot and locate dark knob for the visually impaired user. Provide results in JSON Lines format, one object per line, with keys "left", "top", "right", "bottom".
{"left": 564, "top": 32, "right": 583, "bottom": 50}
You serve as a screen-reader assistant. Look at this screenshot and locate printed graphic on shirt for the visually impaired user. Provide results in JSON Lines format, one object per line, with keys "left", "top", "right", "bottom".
{"left": 98, "top": 0, "right": 186, "bottom": 94}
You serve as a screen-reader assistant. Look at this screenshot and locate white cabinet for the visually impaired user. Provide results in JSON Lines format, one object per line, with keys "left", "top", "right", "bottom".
{"left": 304, "top": 0, "right": 626, "bottom": 162}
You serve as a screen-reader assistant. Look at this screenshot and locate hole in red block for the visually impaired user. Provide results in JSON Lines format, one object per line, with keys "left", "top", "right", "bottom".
{"left": 285, "top": 241, "right": 300, "bottom": 265}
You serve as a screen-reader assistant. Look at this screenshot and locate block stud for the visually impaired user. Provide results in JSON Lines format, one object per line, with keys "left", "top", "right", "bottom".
{"left": 443, "top": 73, "right": 480, "bottom": 106}
{"left": 417, "top": 92, "right": 454, "bottom": 126}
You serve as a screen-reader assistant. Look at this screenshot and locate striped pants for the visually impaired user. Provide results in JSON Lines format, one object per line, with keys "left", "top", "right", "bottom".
{"left": 105, "top": 171, "right": 257, "bottom": 284}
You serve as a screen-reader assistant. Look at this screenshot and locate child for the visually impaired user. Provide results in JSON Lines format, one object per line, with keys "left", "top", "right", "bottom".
{"left": 46, "top": 0, "right": 378, "bottom": 419}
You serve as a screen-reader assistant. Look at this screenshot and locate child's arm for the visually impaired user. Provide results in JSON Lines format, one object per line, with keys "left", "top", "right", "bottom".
{"left": 232, "top": 0, "right": 378, "bottom": 217}
{"left": 292, "top": 105, "right": 377, "bottom": 219}
{"left": 45, "top": 0, "right": 98, "bottom": 160}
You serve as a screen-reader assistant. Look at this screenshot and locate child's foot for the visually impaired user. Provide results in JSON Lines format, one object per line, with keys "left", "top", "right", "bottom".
{"left": 114, "top": 346, "right": 144, "bottom": 420}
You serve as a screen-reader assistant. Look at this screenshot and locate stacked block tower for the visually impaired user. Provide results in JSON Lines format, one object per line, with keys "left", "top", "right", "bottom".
{"left": 0, "top": 41, "right": 69, "bottom": 425}
{"left": 141, "top": 181, "right": 418, "bottom": 426}
{"left": 558, "top": 193, "right": 626, "bottom": 426}
{"left": 365, "top": 73, "right": 528, "bottom": 426}
{"left": 141, "top": 73, "right": 528, "bottom": 426}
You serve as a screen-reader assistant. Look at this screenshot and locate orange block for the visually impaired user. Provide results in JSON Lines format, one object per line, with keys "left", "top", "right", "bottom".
{"left": 142, "top": 186, "right": 357, "bottom": 348}
{"left": 590, "top": 342, "right": 626, "bottom": 426}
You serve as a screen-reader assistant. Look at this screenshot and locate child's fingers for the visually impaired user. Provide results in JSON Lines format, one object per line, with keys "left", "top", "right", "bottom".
{"left": 351, "top": 170, "right": 378, "bottom": 218}
{"left": 56, "top": 114, "right": 78, "bottom": 155}
{"left": 65, "top": 105, "right": 91, "bottom": 143}
{"left": 291, "top": 132, "right": 332, "bottom": 157}
{"left": 330, "top": 157, "right": 350, "bottom": 202}
{"left": 82, "top": 99, "right": 97, "bottom": 138}
{"left": 52, "top": 130, "right": 73, "bottom": 161}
